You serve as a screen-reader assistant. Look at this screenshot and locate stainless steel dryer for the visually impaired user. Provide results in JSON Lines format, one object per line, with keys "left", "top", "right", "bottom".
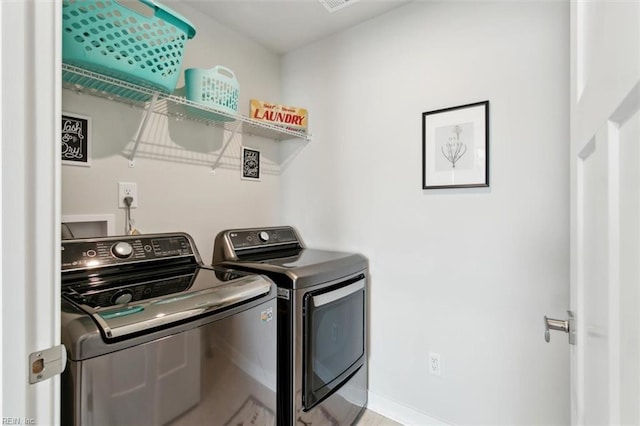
{"left": 213, "top": 226, "right": 368, "bottom": 426}
{"left": 61, "top": 232, "right": 277, "bottom": 426}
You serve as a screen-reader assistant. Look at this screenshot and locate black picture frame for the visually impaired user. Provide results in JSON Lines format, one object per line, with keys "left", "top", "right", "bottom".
{"left": 61, "top": 112, "right": 92, "bottom": 166}
{"left": 241, "top": 146, "right": 261, "bottom": 181}
{"left": 422, "top": 100, "right": 489, "bottom": 189}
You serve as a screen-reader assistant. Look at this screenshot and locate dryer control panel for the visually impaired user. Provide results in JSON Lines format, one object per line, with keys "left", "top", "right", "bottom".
{"left": 228, "top": 227, "right": 300, "bottom": 250}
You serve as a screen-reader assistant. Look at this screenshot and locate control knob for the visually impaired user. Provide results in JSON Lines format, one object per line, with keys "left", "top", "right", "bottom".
{"left": 258, "top": 231, "right": 270, "bottom": 243}
{"left": 111, "top": 289, "right": 133, "bottom": 305}
{"left": 111, "top": 241, "right": 133, "bottom": 259}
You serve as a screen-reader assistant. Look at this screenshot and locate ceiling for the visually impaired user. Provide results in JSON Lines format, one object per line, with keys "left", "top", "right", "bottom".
{"left": 186, "top": 0, "right": 413, "bottom": 54}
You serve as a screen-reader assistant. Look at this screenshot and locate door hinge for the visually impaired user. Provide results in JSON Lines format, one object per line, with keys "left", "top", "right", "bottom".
{"left": 29, "top": 344, "right": 67, "bottom": 384}
{"left": 544, "top": 310, "right": 576, "bottom": 345}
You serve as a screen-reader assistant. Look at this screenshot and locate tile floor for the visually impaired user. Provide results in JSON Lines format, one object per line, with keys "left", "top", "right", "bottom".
{"left": 356, "top": 409, "right": 403, "bottom": 425}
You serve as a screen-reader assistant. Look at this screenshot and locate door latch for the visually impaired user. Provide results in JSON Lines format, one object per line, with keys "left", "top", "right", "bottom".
{"left": 544, "top": 310, "right": 576, "bottom": 345}
{"left": 29, "top": 345, "right": 66, "bottom": 384}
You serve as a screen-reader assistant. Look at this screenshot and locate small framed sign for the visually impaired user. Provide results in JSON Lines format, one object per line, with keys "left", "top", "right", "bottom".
{"left": 422, "top": 101, "right": 489, "bottom": 189}
{"left": 61, "top": 112, "right": 92, "bottom": 166}
{"left": 241, "top": 146, "right": 261, "bottom": 181}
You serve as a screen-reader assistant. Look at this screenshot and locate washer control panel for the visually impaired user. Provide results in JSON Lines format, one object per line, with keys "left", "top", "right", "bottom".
{"left": 228, "top": 227, "right": 299, "bottom": 250}
{"left": 62, "top": 234, "right": 194, "bottom": 270}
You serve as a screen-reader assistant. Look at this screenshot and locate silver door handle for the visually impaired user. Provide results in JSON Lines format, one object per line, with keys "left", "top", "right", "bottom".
{"left": 312, "top": 280, "right": 365, "bottom": 307}
{"left": 544, "top": 310, "right": 576, "bottom": 345}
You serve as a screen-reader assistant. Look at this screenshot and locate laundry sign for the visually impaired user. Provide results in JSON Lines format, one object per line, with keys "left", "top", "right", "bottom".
{"left": 61, "top": 112, "right": 91, "bottom": 167}
{"left": 250, "top": 99, "right": 308, "bottom": 130}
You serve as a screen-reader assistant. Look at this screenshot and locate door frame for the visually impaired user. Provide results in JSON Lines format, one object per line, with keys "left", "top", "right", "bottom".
{"left": 1, "top": 0, "right": 61, "bottom": 422}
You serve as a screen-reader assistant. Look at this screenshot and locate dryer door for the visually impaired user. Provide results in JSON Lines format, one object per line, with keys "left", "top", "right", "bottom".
{"left": 302, "top": 274, "right": 366, "bottom": 410}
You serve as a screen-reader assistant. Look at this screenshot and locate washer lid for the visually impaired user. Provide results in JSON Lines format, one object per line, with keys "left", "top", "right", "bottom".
{"left": 91, "top": 270, "right": 270, "bottom": 339}
{"left": 62, "top": 266, "right": 274, "bottom": 360}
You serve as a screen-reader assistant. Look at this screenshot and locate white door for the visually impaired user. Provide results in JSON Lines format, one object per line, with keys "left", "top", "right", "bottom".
{"left": 569, "top": 1, "right": 639, "bottom": 425}
{"left": 1, "top": 0, "right": 62, "bottom": 423}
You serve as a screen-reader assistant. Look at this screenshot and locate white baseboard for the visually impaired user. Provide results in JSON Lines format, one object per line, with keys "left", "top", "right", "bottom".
{"left": 367, "top": 391, "right": 451, "bottom": 426}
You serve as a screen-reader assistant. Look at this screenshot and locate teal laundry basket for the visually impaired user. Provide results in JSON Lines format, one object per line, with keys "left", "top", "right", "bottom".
{"left": 185, "top": 66, "right": 239, "bottom": 114}
{"left": 62, "top": 0, "right": 196, "bottom": 98}
{"left": 179, "top": 66, "right": 240, "bottom": 121}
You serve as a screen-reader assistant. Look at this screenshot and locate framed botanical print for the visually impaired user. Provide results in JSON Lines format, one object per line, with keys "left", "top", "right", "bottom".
{"left": 422, "top": 101, "right": 489, "bottom": 189}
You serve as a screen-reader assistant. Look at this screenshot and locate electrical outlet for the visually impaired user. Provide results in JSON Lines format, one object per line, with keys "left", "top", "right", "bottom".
{"left": 428, "top": 352, "right": 442, "bottom": 376}
{"left": 118, "top": 182, "right": 138, "bottom": 208}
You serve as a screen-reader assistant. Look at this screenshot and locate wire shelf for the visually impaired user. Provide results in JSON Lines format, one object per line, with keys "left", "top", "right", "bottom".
{"left": 62, "top": 63, "right": 311, "bottom": 142}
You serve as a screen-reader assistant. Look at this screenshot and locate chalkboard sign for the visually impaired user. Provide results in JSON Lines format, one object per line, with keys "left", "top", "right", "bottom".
{"left": 61, "top": 112, "right": 91, "bottom": 166}
{"left": 241, "top": 147, "right": 261, "bottom": 181}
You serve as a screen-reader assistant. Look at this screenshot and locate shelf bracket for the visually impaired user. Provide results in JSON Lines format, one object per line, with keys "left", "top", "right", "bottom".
{"left": 211, "top": 120, "right": 242, "bottom": 172}
{"left": 128, "top": 92, "right": 160, "bottom": 167}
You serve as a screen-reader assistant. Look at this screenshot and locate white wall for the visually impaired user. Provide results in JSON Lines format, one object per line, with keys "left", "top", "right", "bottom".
{"left": 280, "top": 1, "right": 570, "bottom": 424}
{"left": 61, "top": 2, "right": 283, "bottom": 262}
